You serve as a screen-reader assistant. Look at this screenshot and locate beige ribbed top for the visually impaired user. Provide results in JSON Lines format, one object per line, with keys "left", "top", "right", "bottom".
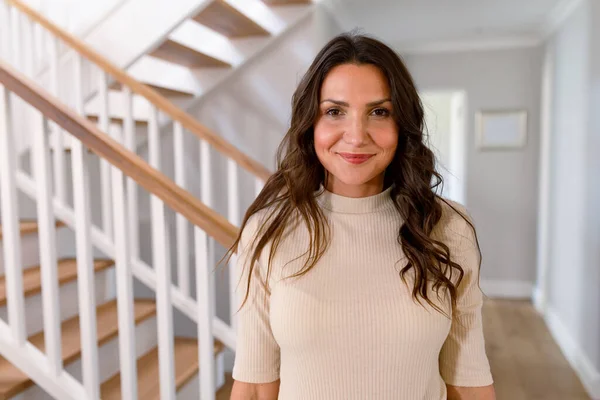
{"left": 232, "top": 187, "right": 493, "bottom": 399}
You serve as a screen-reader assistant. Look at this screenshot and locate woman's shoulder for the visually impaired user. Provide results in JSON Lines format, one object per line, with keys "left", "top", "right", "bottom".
{"left": 239, "top": 204, "right": 301, "bottom": 250}
{"left": 434, "top": 197, "right": 475, "bottom": 244}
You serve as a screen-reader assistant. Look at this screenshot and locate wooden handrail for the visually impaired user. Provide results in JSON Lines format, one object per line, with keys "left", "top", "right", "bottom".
{"left": 7, "top": 0, "right": 272, "bottom": 182}
{"left": 0, "top": 59, "right": 239, "bottom": 249}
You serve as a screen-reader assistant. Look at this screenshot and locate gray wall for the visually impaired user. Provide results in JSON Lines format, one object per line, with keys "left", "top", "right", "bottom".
{"left": 404, "top": 47, "right": 543, "bottom": 286}
{"left": 544, "top": 0, "right": 600, "bottom": 388}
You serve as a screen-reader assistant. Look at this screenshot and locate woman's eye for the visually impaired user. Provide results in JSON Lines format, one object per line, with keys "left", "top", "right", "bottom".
{"left": 325, "top": 108, "right": 342, "bottom": 116}
{"left": 372, "top": 108, "right": 390, "bottom": 117}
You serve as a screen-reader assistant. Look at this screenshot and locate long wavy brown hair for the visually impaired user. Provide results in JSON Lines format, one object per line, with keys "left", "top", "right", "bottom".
{"left": 228, "top": 32, "right": 481, "bottom": 316}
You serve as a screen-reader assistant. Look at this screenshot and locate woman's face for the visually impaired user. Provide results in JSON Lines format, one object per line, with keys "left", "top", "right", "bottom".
{"left": 314, "top": 63, "right": 398, "bottom": 198}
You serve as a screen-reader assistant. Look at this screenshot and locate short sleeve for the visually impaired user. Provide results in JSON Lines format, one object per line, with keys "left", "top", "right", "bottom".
{"left": 439, "top": 215, "right": 494, "bottom": 387}
{"left": 231, "top": 219, "right": 281, "bottom": 383}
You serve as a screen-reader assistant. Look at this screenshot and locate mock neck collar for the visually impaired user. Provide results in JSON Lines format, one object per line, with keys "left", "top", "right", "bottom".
{"left": 316, "top": 185, "right": 395, "bottom": 214}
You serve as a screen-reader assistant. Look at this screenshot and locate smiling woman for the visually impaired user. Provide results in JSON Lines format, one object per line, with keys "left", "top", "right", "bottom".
{"left": 315, "top": 63, "right": 398, "bottom": 198}
{"left": 228, "top": 32, "right": 496, "bottom": 400}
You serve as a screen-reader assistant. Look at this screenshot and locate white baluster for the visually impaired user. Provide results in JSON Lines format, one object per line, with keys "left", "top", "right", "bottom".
{"left": 199, "top": 139, "right": 217, "bottom": 399}
{"left": 123, "top": 87, "right": 140, "bottom": 260}
{"left": 173, "top": 121, "right": 190, "bottom": 296}
{"left": 110, "top": 125, "right": 138, "bottom": 400}
{"left": 0, "top": 86, "right": 26, "bottom": 345}
{"left": 33, "top": 22, "right": 43, "bottom": 74}
{"left": 22, "top": 15, "right": 34, "bottom": 78}
{"left": 195, "top": 226, "right": 216, "bottom": 400}
{"left": 48, "top": 34, "right": 67, "bottom": 202}
{"left": 200, "top": 141, "right": 213, "bottom": 208}
{"left": 227, "top": 160, "right": 240, "bottom": 227}
{"left": 148, "top": 106, "right": 176, "bottom": 400}
{"left": 33, "top": 115, "right": 63, "bottom": 377}
{"left": 227, "top": 159, "right": 240, "bottom": 331}
{"left": 97, "top": 72, "right": 113, "bottom": 239}
{"left": 72, "top": 54, "right": 100, "bottom": 400}
{"left": 200, "top": 141, "right": 213, "bottom": 270}
{"left": 0, "top": 2, "right": 11, "bottom": 61}
{"left": 10, "top": 7, "right": 21, "bottom": 69}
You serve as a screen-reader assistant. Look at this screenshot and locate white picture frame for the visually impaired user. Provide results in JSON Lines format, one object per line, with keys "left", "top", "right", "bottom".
{"left": 475, "top": 109, "right": 528, "bottom": 150}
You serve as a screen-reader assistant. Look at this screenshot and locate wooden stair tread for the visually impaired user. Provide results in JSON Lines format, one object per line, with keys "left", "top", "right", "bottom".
{"left": 150, "top": 39, "right": 231, "bottom": 69}
{"left": 0, "top": 258, "right": 115, "bottom": 307}
{"left": 193, "top": 0, "right": 270, "bottom": 38}
{"left": 0, "top": 220, "right": 64, "bottom": 241}
{"left": 0, "top": 299, "right": 156, "bottom": 399}
{"left": 86, "top": 115, "right": 148, "bottom": 127}
{"left": 100, "top": 338, "right": 225, "bottom": 400}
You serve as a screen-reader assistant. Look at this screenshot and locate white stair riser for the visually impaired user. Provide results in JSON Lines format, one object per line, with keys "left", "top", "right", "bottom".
{"left": 0, "top": 234, "right": 41, "bottom": 274}
{"left": 0, "top": 227, "right": 76, "bottom": 275}
{"left": 0, "top": 268, "right": 112, "bottom": 337}
{"left": 14, "top": 315, "right": 158, "bottom": 400}
{"left": 65, "top": 315, "right": 158, "bottom": 383}
{"left": 176, "top": 351, "right": 226, "bottom": 400}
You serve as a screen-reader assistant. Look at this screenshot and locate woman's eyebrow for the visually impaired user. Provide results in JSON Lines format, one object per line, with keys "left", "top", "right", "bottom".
{"left": 319, "top": 98, "right": 392, "bottom": 106}
{"left": 366, "top": 98, "right": 392, "bottom": 107}
{"left": 320, "top": 99, "right": 349, "bottom": 106}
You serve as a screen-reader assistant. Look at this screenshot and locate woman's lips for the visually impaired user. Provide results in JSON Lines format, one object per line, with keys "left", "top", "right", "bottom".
{"left": 337, "top": 153, "right": 375, "bottom": 165}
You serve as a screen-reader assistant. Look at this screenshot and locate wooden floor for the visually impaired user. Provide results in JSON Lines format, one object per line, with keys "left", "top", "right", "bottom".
{"left": 483, "top": 299, "right": 591, "bottom": 400}
{"left": 217, "top": 299, "right": 591, "bottom": 400}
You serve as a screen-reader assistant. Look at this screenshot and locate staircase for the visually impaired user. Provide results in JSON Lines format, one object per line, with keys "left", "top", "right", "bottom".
{"left": 80, "top": 0, "right": 315, "bottom": 146}
{"left": 0, "top": 0, "right": 288, "bottom": 399}
{"left": 0, "top": 221, "right": 225, "bottom": 400}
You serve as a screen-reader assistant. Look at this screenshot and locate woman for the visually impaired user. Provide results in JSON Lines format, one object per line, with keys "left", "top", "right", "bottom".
{"left": 229, "top": 33, "right": 496, "bottom": 400}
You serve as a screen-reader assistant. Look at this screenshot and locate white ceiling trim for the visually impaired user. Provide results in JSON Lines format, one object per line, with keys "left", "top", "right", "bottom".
{"left": 397, "top": 34, "right": 543, "bottom": 55}
{"left": 540, "top": 0, "right": 585, "bottom": 37}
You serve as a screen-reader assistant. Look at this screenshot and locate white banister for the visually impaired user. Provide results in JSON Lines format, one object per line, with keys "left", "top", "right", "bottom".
{"left": 32, "top": 114, "right": 63, "bottom": 377}
{"left": 97, "top": 71, "right": 113, "bottom": 239}
{"left": 72, "top": 54, "right": 101, "bottom": 400}
{"left": 48, "top": 34, "right": 67, "bottom": 202}
{"left": 0, "top": 85, "right": 26, "bottom": 345}
{"left": 110, "top": 134, "right": 138, "bottom": 400}
{"left": 123, "top": 86, "right": 140, "bottom": 260}
{"left": 173, "top": 121, "right": 190, "bottom": 296}
{"left": 195, "top": 226, "right": 216, "bottom": 400}
{"left": 227, "top": 159, "right": 240, "bottom": 330}
{"left": 148, "top": 105, "right": 176, "bottom": 400}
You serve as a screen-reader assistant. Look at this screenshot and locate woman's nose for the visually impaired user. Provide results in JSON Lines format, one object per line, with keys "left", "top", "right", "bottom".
{"left": 343, "top": 115, "right": 368, "bottom": 146}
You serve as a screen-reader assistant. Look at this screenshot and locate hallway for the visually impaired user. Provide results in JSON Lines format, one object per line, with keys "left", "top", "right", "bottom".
{"left": 217, "top": 299, "right": 592, "bottom": 400}
{"left": 484, "top": 299, "right": 591, "bottom": 399}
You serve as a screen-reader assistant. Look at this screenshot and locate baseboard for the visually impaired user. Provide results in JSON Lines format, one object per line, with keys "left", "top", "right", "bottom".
{"left": 545, "top": 306, "right": 600, "bottom": 399}
{"left": 480, "top": 279, "right": 534, "bottom": 299}
{"left": 532, "top": 285, "right": 546, "bottom": 313}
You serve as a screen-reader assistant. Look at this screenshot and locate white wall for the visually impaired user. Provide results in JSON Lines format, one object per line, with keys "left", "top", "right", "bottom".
{"left": 540, "top": 0, "right": 600, "bottom": 396}
{"left": 404, "top": 47, "right": 543, "bottom": 295}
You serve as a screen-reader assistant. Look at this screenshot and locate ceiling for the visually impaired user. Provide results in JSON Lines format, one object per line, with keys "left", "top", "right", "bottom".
{"left": 323, "top": 0, "right": 566, "bottom": 48}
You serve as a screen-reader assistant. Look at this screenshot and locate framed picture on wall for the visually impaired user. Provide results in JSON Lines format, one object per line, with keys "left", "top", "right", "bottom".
{"left": 475, "top": 109, "right": 528, "bottom": 150}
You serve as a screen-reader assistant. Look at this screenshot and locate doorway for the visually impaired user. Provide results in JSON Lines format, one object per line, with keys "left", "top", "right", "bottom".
{"left": 420, "top": 90, "right": 467, "bottom": 205}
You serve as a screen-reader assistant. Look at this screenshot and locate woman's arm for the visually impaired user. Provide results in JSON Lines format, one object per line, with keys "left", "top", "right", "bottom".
{"left": 230, "top": 379, "right": 280, "bottom": 400}
{"left": 447, "top": 383, "right": 496, "bottom": 399}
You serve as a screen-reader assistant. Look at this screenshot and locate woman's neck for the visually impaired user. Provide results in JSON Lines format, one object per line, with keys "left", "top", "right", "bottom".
{"left": 325, "top": 177, "right": 385, "bottom": 198}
